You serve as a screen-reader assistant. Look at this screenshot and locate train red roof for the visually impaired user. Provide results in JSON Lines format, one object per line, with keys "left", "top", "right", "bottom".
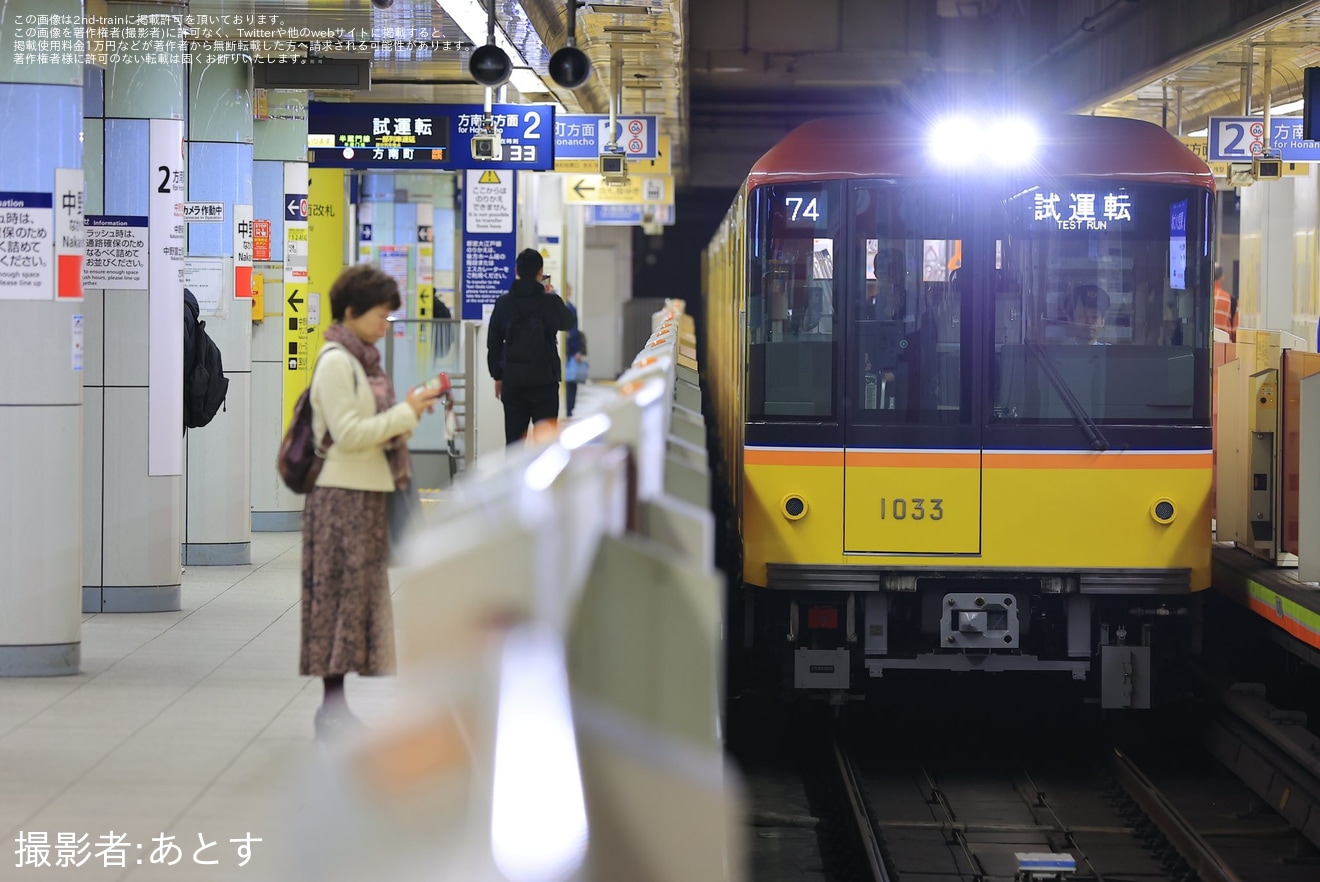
{"left": 747, "top": 114, "right": 1215, "bottom": 190}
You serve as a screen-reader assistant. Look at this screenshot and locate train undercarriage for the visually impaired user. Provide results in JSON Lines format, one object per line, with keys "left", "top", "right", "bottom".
{"left": 741, "top": 568, "right": 1198, "bottom": 709}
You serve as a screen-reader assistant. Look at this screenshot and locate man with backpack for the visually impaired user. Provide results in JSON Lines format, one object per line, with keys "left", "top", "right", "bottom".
{"left": 183, "top": 288, "right": 229, "bottom": 430}
{"left": 486, "top": 248, "right": 577, "bottom": 444}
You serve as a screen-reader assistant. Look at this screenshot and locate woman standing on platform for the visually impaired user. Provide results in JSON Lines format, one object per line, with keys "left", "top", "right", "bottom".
{"left": 301, "top": 264, "right": 440, "bottom": 739}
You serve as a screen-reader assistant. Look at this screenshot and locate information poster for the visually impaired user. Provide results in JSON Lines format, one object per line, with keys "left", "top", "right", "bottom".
{"left": 461, "top": 168, "right": 515, "bottom": 320}
{"left": 83, "top": 216, "right": 149, "bottom": 288}
{"left": 377, "top": 245, "right": 411, "bottom": 331}
{"left": 252, "top": 218, "right": 271, "bottom": 261}
{"left": 184, "top": 256, "right": 227, "bottom": 317}
{"left": 0, "top": 191, "right": 53, "bottom": 299}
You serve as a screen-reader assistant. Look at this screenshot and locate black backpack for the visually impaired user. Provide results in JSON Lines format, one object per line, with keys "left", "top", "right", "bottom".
{"left": 502, "top": 297, "right": 552, "bottom": 386}
{"left": 184, "top": 289, "right": 230, "bottom": 429}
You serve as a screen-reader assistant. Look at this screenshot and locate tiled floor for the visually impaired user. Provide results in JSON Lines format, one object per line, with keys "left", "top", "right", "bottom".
{"left": 2, "top": 533, "right": 413, "bottom": 881}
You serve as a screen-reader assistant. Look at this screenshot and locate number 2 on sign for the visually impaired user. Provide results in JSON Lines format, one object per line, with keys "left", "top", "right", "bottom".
{"left": 879, "top": 498, "right": 943, "bottom": 521}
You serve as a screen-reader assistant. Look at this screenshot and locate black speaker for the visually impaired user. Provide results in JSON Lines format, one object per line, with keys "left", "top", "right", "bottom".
{"left": 549, "top": 46, "right": 592, "bottom": 89}
{"left": 469, "top": 44, "right": 512, "bottom": 87}
{"left": 1305, "top": 67, "right": 1320, "bottom": 141}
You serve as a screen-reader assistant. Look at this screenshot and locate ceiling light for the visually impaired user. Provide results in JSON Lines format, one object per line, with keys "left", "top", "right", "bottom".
{"left": 1260, "top": 98, "right": 1304, "bottom": 115}
{"left": 438, "top": 0, "right": 548, "bottom": 95}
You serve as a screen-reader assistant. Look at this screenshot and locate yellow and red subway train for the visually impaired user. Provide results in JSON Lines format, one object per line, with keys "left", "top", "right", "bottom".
{"left": 703, "top": 113, "right": 1215, "bottom": 707}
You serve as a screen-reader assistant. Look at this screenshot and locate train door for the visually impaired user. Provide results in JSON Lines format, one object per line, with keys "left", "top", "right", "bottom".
{"left": 842, "top": 182, "right": 981, "bottom": 554}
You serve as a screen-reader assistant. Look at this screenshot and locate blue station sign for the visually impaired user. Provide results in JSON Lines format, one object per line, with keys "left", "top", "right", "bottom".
{"left": 308, "top": 102, "right": 556, "bottom": 170}
{"left": 1208, "top": 116, "right": 1320, "bottom": 162}
{"left": 555, "top": 114, "right": 658, "bottom": 159}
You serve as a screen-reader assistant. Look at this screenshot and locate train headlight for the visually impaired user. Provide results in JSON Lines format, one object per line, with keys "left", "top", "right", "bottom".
{"left": 928, "top": 115, "right": 1038, "bottom": 167}
{"left": 928, "top": 116, "right": 979, "bottom": 165}
{"left": 782, "top": 495, "right": 808, "bottom": 521}
{"left": 986, "top": 117, "right": 1038, "bottom": 166}
{"left": 1151, "top": 498, "right": 1177, "bottom": 525}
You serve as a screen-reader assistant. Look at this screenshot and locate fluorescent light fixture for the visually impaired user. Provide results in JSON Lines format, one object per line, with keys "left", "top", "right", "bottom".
{"left": 438, "top": 0, "right": 550, "bottom": 95}
{"left": 510, "top": 68, "right": 549, "bottom": 95}
{"left": 1263, "top": 98, "right": 1305, "bottom": 115}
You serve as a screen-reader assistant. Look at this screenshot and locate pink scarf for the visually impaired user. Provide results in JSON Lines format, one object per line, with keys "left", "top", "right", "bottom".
{"left": 323, "top": 322, "right": 411, "bottom": 490}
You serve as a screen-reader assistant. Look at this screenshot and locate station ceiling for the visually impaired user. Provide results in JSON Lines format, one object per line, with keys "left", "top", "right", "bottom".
{"left": 175, "top": 0, "right": 1320, "bottom": 189}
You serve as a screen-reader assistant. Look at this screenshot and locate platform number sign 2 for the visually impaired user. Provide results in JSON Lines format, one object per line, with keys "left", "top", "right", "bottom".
{"left": 782, "top": 190, "right": 827, "bottom": 228}
{"left": 1211, "top": 118, "right": 1265, "bottom": 160}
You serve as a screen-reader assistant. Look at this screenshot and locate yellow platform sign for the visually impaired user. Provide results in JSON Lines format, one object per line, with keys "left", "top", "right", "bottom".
{"left": 554, "top": 135, "right": 672, "bottom": 175}
{"left": 563, "top": 173, "right": 674, "bottom": 205}
{"left": 1178, "top": 136, "right": 1230, "bottom": 178}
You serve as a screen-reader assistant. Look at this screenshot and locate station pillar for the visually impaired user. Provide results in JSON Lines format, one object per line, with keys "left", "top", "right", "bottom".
{"left": 183, "top": 56, "right": 254, "bottom": 565}
{"left": 250, "top": 91, "right": 309, "bottom": 531}
{"left": 0, "top": 0, "right": 86, "bottom": 674}
{"left": 1238, "top": 177, "right": 1318, "bottom": 343}
{"left": 82, "top": 1, "right": 188, "bottom": 612}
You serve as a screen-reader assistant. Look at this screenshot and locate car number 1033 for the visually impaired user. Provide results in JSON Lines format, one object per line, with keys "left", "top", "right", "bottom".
{"left": 879, "top": 497, "right": 943, "bottom": 521}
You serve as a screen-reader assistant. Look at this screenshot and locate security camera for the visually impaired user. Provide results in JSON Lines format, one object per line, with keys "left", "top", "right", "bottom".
{"left": 371, "top": 0, "right": 394, "bottom": 8}
{"left": 599, "top": 151, "right": 628, "bottom": 183}
{"left": 471, "top": 132, "right": 502, "bottom": 161}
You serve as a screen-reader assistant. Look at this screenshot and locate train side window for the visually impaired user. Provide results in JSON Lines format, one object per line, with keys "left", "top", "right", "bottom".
{"left": 748, "top": 184, "right": 840, "bottom": 420}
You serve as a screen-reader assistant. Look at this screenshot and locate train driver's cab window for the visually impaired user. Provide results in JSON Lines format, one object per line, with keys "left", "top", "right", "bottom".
{"left": 747, "top": 184, "right": 839, "bottom": 420}
{"left": 992, "top": 183, "right": 1212, "bottom": 425}
{"left": 851, "top": 183, "right": 968, "bottom": 426}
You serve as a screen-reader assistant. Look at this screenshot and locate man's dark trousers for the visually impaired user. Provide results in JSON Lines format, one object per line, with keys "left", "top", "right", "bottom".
{"left": 502, "top": 383, "right": 558, "bottom": 443}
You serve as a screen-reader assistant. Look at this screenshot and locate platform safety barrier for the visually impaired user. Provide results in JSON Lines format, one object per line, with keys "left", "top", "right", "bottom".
{"left": 287, "top": 300, "right": 744, "bottom": 882}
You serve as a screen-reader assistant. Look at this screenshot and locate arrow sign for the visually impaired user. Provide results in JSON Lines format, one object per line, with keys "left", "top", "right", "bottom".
{"left": 284, "top": 193, "right": 308, "bottom": 221}
{"left": 573, "top": 179, "right": 596, "bottom": 198}
{"left": 287, "top": 289, "right": 303, "bottom": 312}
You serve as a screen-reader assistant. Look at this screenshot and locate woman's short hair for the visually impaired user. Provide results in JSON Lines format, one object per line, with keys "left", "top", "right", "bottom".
{"left": 329, "top": 264, "right": 402, "bottom": 322}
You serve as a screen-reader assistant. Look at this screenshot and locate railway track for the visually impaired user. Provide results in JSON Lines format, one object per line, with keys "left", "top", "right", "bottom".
{"left": 819, "top": 697, "right": 1318, "bottom": 881}
{"left": 737, "top": 673, "right": 1320, "bottom": 881}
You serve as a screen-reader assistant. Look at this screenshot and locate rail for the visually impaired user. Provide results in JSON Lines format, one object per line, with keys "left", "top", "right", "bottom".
{"left": 289, "top": 301, "right": 743, "bottom": 881}
{"left": 1107, "top": 748, "right": 1244, "bottom": 882}
{"left": 833, "top": 734, "right": 891, "bottom": 882}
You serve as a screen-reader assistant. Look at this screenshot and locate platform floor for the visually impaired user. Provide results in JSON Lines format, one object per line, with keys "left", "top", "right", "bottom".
{"left": 2, "top": 532, "right": 413, "bottom": 881}
{"left": 1, "top": 380, "right": 631, "bottom": 880}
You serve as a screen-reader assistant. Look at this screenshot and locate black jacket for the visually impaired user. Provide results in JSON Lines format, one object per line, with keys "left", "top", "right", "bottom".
{"left": 487, "top": 278, "right": 577, "bottom": 385}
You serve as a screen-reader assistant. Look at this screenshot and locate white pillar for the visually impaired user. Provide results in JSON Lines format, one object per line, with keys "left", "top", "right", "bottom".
{"left": 0, "top": 0, "right": 85, "bottom": 673}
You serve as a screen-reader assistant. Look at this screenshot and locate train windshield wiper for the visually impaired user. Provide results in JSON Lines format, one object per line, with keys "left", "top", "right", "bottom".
{"left": 1025, "top": 341, "right": 1110, "bottom": 452}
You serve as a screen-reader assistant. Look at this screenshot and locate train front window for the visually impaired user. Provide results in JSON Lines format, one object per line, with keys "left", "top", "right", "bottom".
{"left": 851, "top": 183, "right": 970, "bottom": 426}
{"left": 747, "top": 184, "right": 841, "bottom": 420}
{"left": 992, "top": 182, "right": 1212, "bottom": 425}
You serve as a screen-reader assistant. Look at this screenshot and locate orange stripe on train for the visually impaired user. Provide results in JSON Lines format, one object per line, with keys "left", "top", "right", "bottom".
{"left": 744, "top": 448, "right": 844, "bottom": 467}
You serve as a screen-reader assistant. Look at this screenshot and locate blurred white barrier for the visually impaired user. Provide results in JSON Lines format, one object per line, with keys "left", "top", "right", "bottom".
{"left": 286, "top": 301, "right": 742, "bottom": 882}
